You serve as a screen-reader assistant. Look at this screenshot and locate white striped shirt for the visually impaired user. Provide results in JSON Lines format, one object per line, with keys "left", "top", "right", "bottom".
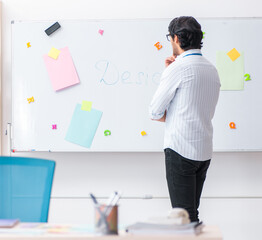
{"left": 149, "top": 49, "right": 220, "bottom": 161}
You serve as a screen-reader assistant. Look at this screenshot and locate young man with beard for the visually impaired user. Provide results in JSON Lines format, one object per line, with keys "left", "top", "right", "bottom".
{"left": 149, "top": 16, "right": 220, "bottom": 222}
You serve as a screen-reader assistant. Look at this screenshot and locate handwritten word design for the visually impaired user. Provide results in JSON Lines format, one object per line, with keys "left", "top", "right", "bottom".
{"left": 95, "top": 60, "right": 161, "bottom": 86}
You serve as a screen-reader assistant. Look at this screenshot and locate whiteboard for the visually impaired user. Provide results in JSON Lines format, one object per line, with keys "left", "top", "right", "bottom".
{"left": 11, "top": 18, "right": 262, "bottom": 151}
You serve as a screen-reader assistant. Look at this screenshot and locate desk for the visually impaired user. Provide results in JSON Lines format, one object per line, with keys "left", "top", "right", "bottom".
{"left": 0, "top": 224, "right": 222, "bottom": 240}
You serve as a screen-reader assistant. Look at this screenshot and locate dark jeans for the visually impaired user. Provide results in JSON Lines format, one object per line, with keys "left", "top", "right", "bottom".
{"left": 164, "top": 148, "right": 210, "bottom": 222}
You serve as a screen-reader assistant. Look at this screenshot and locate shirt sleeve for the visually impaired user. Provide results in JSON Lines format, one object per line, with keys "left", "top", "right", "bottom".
{"left": 149, "top": 65, "right": 181, "bottom": 120}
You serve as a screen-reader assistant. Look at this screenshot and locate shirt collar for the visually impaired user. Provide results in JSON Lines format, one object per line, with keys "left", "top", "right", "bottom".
{"left": 176, "top": 49, "right": 202, "bottom": 60}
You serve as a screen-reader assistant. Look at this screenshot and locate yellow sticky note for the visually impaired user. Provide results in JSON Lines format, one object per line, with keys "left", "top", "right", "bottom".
{"left": 81, "top": 100, "right": 92, "bottom": 111}
{"left": 48, "top": 47, "right": 61, "bottom": 60}
{"left": 227, "top": 48, "right": 241, "bottom": 61}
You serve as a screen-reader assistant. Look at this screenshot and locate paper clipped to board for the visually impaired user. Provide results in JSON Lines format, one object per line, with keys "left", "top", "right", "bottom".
{"left": 43, "top": 47, "right": 80, "bottom": 91}
{"left": 216, "top": 50, "right": 244, "bottom": 90}
{"left": 65, "top": 104, "right": 103, "bottom": 148}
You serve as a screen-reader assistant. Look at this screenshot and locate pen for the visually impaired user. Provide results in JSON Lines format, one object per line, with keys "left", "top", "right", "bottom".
{"left": 106, "top": 191, "right": 118, "bottom": 206}
{"left": 90, "top": 193, "right": 109, "bottom": 229}
{"left": 90, "top": 193, "right": 99, "bottom": 205}
{"left": 105, "top": 191, "right": 122, "bottom": 217}
{"left": 111, "top": 191, "right": 121, "bottom": 207}
{"left": 104, "top": 191, "right": 118, "bottom": 217}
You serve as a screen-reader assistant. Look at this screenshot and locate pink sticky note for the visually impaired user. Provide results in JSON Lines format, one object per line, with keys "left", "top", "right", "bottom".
{"left": 43, "top": 47, "right": 80, "bottom": 91}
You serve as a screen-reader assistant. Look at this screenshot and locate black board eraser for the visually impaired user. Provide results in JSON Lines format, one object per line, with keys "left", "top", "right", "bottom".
{"left": 45, "top": 22, "right": 61, "bottom": 36}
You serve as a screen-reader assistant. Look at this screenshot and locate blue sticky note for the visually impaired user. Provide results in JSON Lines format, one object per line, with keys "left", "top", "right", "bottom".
{"left": 65, "top": 104, "right": 103, "bottom": 148}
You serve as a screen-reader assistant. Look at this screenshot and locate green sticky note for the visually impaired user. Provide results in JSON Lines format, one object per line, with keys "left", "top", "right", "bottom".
{"left": 216, "top": 51, "right": 244, "bottom": 90}
{"left": 81, "top": 100, "right": 92, "bottom": 111}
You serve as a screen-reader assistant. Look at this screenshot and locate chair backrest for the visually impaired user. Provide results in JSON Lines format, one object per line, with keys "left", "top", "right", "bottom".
{"left": 0, "top": 157, "right": 55, "bottom": 222}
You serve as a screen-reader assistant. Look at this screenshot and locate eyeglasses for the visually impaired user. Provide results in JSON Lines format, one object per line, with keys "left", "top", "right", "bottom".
{"left": 166, "top": 33, "right": 172, "bottom": 42}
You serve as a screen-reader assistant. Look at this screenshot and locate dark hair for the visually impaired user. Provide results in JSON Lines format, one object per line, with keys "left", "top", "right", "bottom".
{"left": 168, "top": 16, "right": 203, "bottom": 50}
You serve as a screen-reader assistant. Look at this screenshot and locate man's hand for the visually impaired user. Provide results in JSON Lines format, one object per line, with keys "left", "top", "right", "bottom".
{"left": 165, "top": 55, "right": 176, "bottom": 68}
{"left": 152, "top": 111, "right": 166, "bottom": 122}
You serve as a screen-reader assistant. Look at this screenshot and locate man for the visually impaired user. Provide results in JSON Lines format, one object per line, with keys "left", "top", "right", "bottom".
{"left": 149, "top": 16, "right": 220, "bottom": 222}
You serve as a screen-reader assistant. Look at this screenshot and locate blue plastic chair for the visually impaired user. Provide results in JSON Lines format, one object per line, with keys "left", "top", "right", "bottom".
{"left": 0, "top": 157, "right": 55, "bottom": 222}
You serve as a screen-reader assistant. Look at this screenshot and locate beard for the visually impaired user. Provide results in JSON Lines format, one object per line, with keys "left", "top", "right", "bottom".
{"left": 173, "top": 44, "right": 180, "bottom": 56}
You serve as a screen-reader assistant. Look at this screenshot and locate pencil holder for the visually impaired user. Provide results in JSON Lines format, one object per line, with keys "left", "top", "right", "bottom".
{"left": 94, "top": 204, "right": 118, "bottom": 235}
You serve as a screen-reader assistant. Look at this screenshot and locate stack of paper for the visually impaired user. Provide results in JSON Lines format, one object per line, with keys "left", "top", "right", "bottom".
{"left": 125, "top": 221, "right": 204, "bottom": 235}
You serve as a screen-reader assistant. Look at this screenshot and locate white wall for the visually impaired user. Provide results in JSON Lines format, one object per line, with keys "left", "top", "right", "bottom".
{"left": 2, "top": 0, "right": 262, "bottom": 239}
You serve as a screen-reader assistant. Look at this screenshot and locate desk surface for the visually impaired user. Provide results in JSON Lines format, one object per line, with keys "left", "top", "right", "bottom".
{"left": 0, "top": 223, "right": 222, "bottom": 240}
